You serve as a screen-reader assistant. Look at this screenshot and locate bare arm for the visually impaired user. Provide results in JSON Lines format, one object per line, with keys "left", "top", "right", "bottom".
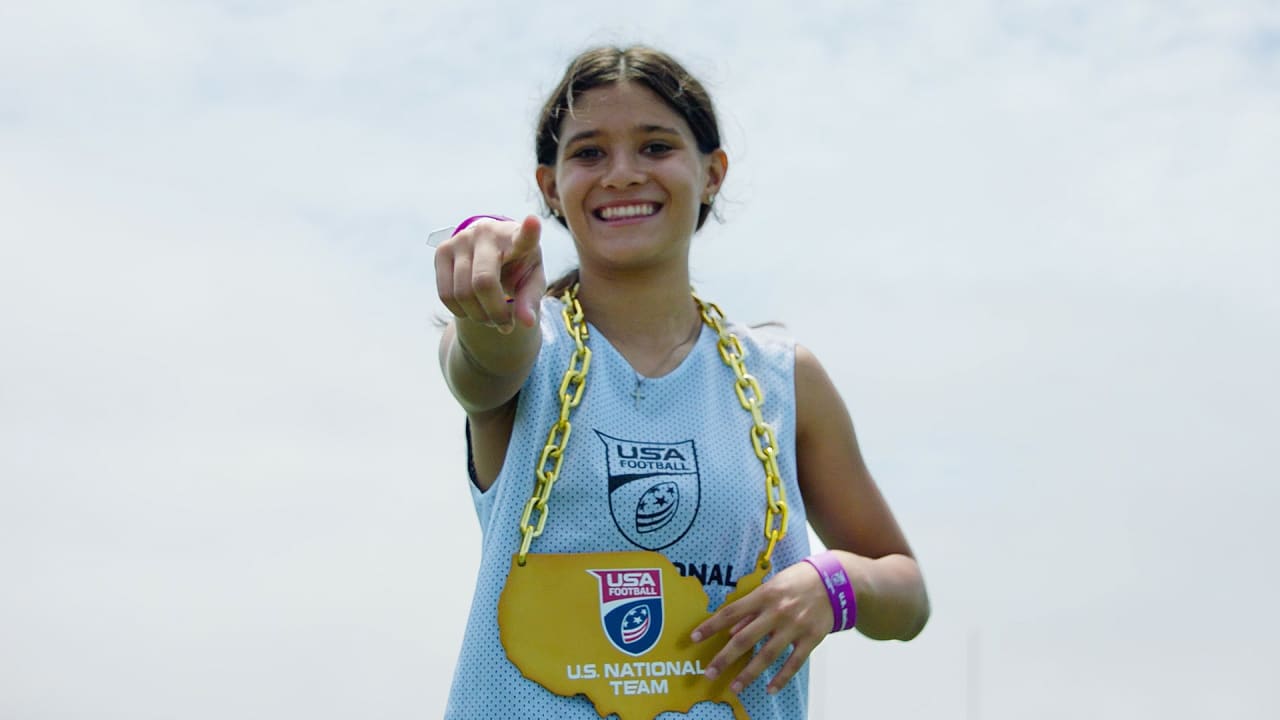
{"left": 793, "top": 344, "right": 930, "bottom": 641}
{"left": 438, "top": 317, "right": 541, "bottom": 415}
{"left": 693, "top": 343, "right": 929, "bottom": 695}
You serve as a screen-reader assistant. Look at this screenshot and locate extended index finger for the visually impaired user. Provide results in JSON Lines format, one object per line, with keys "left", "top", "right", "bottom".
{"left": 507, "top": 215, "right": 542, "bottom": 261}
{"left": 506, "top": 216, "right": 544, "bottom": 328}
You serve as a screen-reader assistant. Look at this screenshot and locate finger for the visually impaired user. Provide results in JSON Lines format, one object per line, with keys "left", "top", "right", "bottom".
{"left": 508, "top": 215, "right": 542, "bottom": 261}
{"left": 434, "top": 246, "right": 464, "bottom": 319}
{"left": 731, "top": 626, "right": 792, "bottom": 695}
{"left": 692, "top": 593, "right": 759, "bottom": 643}
{"left": 705, "top": 611, "right": 771, "bottom": 682}
{"left": 451, "top": 254, "right": 489, "bottom": 326}
{"left": 765, "top": 635, "right": 820, "bottom": 696}
{"left": 509, "top": 260, "right": 545, "bottom": 329}
{"left": 472, "top": 240, "right": 514, "bottom": 332}
{"left": 503, "top": 216, "right": 544, "bottom": 328}
{"left": 729, "top": 614, "right": 755, "bottom": 637}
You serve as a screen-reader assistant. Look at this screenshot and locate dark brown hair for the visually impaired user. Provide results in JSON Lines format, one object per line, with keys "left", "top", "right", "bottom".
{"left": 537, "top": 46, "right": 723, "bottom": 297}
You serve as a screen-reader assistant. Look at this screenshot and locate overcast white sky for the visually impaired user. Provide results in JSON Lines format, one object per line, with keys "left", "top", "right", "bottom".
{"left": 2, "top": 1, "right": 1278, "bottom": 718}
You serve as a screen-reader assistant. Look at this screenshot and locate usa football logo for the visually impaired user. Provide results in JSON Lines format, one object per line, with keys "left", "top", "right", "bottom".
{"left": 587, "top": 569, "right": 664, "bottom": 656}
{"left": 596, "top": 431, "right": 700, "bottom": 551}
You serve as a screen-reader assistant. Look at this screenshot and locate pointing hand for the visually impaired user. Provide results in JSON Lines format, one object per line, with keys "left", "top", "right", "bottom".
{"left": 434, "top": 215, "right": 546, "bottom": 334}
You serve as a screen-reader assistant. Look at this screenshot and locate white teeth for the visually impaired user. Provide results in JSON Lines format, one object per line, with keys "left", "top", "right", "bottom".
{"left": 599, "top": 203, "right": 657, "bottom": 220}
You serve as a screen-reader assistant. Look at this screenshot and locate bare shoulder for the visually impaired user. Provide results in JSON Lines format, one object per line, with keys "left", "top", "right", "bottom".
{"left": 793, "top": 344, "right": 913, "bottom": 559}
{"left": 793, "top": 344, "right": 852, "bottom": 450}
{"left": 793, "top": 344, "right": 835, "bottom": 415}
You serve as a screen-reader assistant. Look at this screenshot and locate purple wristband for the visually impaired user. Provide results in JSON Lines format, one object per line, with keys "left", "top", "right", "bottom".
{"left": 452, "top": 214, "right": 514, "bottom": 236}
{"left": 803, "top": 551, "right": 857, "bottom": 633}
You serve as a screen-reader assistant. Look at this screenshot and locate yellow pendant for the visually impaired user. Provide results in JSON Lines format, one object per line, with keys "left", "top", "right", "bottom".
{"left": 499, "top": 551, "right": 768, "bottom": 720}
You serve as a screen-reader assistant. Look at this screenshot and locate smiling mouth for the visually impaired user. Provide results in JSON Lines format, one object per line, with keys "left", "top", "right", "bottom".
{"left": 594, "top": 202, "right": 661, "bottom": 221}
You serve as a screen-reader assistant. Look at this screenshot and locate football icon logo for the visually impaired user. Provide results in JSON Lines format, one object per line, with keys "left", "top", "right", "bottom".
{"left": 587, "top": 568, "right": 665, "bottom": 657}
{"left": 636, "top": 481, "right": 679, "bottom": 534}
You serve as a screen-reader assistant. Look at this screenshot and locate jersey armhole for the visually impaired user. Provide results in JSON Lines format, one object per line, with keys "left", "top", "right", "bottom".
{"left": 464, "top": 418, "right": 481, "bottom": 491}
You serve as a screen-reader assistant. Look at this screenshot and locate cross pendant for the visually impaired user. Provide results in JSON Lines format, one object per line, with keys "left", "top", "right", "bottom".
{"left": 631, "top": 381, "right": 645, "bottom": 405}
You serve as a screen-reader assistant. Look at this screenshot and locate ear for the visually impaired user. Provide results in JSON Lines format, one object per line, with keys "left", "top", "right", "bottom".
{"left": 702, "top": 148, "right": 728, "bottom": 202}
{"left": 536, "top": 164, "right": 560, "bottom": 215}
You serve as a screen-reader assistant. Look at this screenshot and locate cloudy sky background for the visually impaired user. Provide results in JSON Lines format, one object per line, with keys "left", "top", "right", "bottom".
{"left": 2, "top": 1, "right": 1278, "bottom": 718}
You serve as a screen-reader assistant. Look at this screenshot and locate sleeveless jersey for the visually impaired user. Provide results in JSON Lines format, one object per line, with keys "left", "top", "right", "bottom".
{"left": 445, "top": 295, "right": 812, "bottom": 719}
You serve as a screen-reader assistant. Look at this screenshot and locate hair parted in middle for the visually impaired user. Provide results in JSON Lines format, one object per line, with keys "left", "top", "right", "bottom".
{"left": 535, "top": 45, "right": 723, "bottom": 233}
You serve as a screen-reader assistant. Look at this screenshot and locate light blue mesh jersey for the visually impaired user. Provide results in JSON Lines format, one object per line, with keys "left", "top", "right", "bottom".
{"left": 445, "top": 295, "right": 811, "bottom": 719}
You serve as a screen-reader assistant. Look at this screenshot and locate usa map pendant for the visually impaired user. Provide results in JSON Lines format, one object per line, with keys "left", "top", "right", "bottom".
{"left": 498, "top": 551, "right": 768, "bottom": 720}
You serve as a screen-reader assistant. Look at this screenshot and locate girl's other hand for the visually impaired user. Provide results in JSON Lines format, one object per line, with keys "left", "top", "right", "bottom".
{"left": 691, "top": 560, "right": 832, "bottom": 696}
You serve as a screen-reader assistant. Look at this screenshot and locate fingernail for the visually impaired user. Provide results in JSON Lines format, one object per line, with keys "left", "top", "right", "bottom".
{"left": 730, "top": 681, "right": 742, "bottom": 694}
{"left": 703, "top": 666, "right": 718, "bottom": 680}
{"left": 767, "top": 685, "right": 778, "bottom": 695}
{"left": 690, "top": 630, "right": 702, "bottom": 642}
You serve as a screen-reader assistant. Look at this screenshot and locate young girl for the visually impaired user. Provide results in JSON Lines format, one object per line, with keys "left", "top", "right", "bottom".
{"left": 436, "top": 46, "right": 929, "bottom": 719}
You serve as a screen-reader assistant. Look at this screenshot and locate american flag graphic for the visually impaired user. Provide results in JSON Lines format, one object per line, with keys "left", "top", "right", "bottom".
{"left": 620, "top": 605, "right": 651, "bottom": 645}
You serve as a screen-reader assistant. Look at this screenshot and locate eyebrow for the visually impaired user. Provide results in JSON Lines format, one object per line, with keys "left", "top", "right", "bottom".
{"left": 563, "top": 124, "right": 682, "bottom": 146}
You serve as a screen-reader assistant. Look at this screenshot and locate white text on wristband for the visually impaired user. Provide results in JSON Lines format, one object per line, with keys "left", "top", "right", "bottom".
{"left": 802, "top": 551, "right": 857, "bottom": 633}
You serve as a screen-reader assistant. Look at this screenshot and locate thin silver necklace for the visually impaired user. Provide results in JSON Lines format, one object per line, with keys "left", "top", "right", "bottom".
{"left": 630, "top": 314, "right": 704, "bottom": 405}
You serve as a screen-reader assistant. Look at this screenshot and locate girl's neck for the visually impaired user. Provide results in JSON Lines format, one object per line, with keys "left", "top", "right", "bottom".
{"left": 574, "top": 265, "right": 703, "bottom": 376}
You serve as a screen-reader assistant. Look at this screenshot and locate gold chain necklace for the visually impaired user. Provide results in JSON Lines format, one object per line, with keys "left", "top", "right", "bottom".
{"left": 515, "top": 283, "right": 790, "bottom": 571}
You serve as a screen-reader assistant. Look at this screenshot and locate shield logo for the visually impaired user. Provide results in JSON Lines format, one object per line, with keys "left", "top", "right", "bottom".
{"left": 596, "top": 432, "right": 700, "bottom": 551}
{"left": 587, "top": 568, "right": 664, "bottom": 656}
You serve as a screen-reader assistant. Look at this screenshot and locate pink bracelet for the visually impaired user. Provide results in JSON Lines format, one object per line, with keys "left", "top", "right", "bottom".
{"left": 803, "top": 551, "right": 857, "bottom": 633}
{"left": 452, "top": 214, "right": 513, "bottom": 236}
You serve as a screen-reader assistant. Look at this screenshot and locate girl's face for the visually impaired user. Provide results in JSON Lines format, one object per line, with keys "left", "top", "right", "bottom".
{"left": 537, "top": 81, "right": 727, "bottom": 272}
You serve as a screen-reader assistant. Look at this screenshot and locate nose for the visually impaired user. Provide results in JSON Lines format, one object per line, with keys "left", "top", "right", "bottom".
{"left": 601, "top": 152, "right": 645, "bottom": 189}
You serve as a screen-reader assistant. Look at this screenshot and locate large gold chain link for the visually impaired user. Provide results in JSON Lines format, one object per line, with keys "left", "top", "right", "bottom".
{"left": 516, "top": 285, "right": 591, "bottom": 565}
{"left": 694, "top": 293, "right": 790, "bottom": 572}
{"left": 515, "top": 285, "right": 790, "bottom": 572}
